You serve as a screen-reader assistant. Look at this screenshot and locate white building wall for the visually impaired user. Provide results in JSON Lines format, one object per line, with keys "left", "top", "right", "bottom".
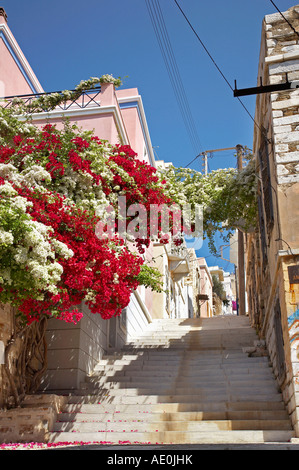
{"left": 40, "top": 291, "right": 152, "bottom": 392}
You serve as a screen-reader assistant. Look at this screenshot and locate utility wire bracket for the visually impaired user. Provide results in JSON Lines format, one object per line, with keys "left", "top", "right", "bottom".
{"left": 233, "top": 75, "right": 299, "bottom": 97}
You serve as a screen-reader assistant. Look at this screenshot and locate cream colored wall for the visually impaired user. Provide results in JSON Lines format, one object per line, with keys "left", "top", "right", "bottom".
{"left": 152, "top": 244, "right": 168, "bottom": 319}
{"left": 246, "top": 5, "right": 299, "bottom": 437}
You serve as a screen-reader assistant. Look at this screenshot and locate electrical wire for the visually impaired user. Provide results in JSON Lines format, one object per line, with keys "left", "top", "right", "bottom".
{"left": 145, "top": 0, "right": 203, "bottom": 156}
{"left": 204, "top": 239, "right": 238, "bottom": 260}
{"left": 147, "top": 2, "right": 290, "bottom": 262}
{"left": 146, "top": 0, "right": 202, "bottom": 153}
{"left": 172, "top": 0, "right": 265, "bottom": 134}
{"left": 184, "top": 152, "right": 202, "bottom": 168}
{"left": 253, "top": 2, "right": 297, "bottom": 253}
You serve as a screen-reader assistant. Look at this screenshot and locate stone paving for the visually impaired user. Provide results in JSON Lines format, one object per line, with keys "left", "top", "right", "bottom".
{"left": 47, "top": 316, "right": 296, "bottom": 446}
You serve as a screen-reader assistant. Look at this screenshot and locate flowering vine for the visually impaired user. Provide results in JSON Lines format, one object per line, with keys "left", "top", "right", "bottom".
{"left": 0, "top": 76, "right": 258, "bottom": 326}
{"left": 0, "top": 105, "right": 173, "bottom": 326}
{"left": 158, "top": 153, "right": 257, "bottom": 254}
{"left": 0, "top": 77, "right": 259, "bottom": 409}
{"left": 6, "top": 75, "right": 122, "bottom": 116}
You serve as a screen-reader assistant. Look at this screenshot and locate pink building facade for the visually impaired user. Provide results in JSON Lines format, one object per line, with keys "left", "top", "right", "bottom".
{"left": 0, "top": 8, "right": 163, "bottom": 391}
{"left": 0, "top": 9, "right": 43, "bottom": 97}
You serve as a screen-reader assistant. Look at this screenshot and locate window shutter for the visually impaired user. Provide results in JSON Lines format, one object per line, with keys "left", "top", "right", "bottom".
{"left": 274, "top": 299, "right": 286, "bottom": 383}
{"left": 258, "top": 137, "right": 274, "bottom": 233}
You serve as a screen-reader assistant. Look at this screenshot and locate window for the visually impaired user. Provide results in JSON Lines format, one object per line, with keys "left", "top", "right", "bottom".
{"left": 274, "top": 299, "right": 286, "bottom": 383}
{"left": 258, "top": 136, "right": 274, "bottom": 233}
{"left": 121, "top": 307, "right": 127, "bottom": 328}
{"left": 108, "top": 316, "right": 117, "bottom": 348}
{"left": 257, "top": 183, "right": 268, "bottom": 267}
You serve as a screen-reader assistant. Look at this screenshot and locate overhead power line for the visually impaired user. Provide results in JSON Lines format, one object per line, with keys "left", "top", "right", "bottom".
{"left": 184, "top": 152, "right": 201, "bottom": 168}
{"left": 145, "top": 0, "right": 203, "bottom": 155}
{"left": 172, "top": 0, "right": 261, "bottom": 129}
{"left": 184, "top": 146, "right": 237, "bottom": 169}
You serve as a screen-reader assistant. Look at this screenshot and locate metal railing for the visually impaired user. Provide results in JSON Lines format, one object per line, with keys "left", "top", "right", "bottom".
{"left": 169, "top": 238, "right": 190, "bottom": 261}
{"left": 0, "top": 87, "right": 102, "bottom": 113}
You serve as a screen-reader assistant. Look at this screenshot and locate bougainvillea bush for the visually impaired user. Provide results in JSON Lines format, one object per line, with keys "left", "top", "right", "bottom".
{"left": 0, "top": 110, "right": 173, "bottom": 326}
{"left": 158, "top": 154, "right": 257, "bottom": 255}
{"left": 0, "top": 74, "right": 257, "bottom": 328}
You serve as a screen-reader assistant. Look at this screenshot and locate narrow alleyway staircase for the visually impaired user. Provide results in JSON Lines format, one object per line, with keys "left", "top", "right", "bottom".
{"left": 48, "top": 315, "right": 294, "bottom": 445}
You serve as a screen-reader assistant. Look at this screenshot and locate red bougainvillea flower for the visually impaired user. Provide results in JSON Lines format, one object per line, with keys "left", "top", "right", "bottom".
{"left": 14, "top": 186, "right": 143, "bottom": 324}
{"left": 0, "top": 122, "right": 179, "bottom": 325}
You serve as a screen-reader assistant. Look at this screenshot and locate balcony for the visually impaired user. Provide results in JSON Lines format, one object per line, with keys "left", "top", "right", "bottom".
{"left": 167, "top": 238, "right": 190, "bottom": 281}
{"left": 0, "top": 87, "right": 102, "bottom": 113}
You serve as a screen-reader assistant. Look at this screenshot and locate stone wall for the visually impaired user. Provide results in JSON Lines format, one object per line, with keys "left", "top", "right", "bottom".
{"left": 39, "top": 294, "right": 151, "bottom": 393}
{"left": 265, "top": 6, "right": 299, "bottom": 437}
{"left": 0, "top": 394, "right": 66, "bottom": 443}
{"left": 281, "top": 256, "right": 299, "bottom": 436}
{"left": 266, "top": 6, "right": 299, "bottom": 185}
{"left": 40, "top": 302, "right": 117, "bottom": 392}
{"left": 246, "top": 5, "right": 299, "bottom": 437}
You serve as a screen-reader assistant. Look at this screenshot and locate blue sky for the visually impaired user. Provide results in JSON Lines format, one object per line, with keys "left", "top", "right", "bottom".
{"left": 1, "top": 0, "right": 297, "bottom": 271}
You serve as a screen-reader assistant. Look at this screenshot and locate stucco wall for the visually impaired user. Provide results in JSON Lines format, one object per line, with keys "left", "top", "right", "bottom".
{"left": 39, "top": 292, "right": 152, "bottom": 392}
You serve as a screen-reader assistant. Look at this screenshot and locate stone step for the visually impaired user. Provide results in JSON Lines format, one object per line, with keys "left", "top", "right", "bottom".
{"left": 123, "top": 342, "right": 257, "bottom": 347}
{"left": 84, "top": 381, "right": 276, "bottom": 392}
{"left": 126, "top": 331, "right": 257, "bottom": 337}
{"left": 130, "top": 329, "right": 256, "bottom": 335}
{"left": 125, "top": 335, "right": 257, "bottom": 343}
{"left": 92, "top": 366, "right": 272, "bottom": 377}
{"left": 53, "top": 418, "right": 292, "bottom": 433}
{"left": 143, "top": 321, "right": 255, "bottom": 336}
{"left": 76, "top": 389, "right": 281, "bottom": 402}
{"left": 96, "top": 361, "right": 269, "bottom": 370}
{"left": 121, "top": 345, "right": 258, "bottom": 351}
{"left": 139, "top": 332, "right": 252, "bottom": 337}
{"left": 46, "top": 316, "right": 294, "bottom": 445}
{"left": 82, "top": 382, "right": 276, "bottom": 393}
{"left": 103, "top": 372, "right": 273, "bottom": 382}
{"left": 96, "top": 355, "right": 269, "bottom": 366}
{"left": 128, "top": 331, "right": 256, "bottom": 336}
{"left": 101, "top": 351, "right": 262, "bottom": 361}
{"left": 99, "top": 352, "right": 267, "bottom": 361}
{"left": 92, "top": 369, "right": 273, "bottom": 380}
{"left": 81, "top": 376, "right": 279, "bottom": 389}
{"left": 146, "top": 320, "right": 250, "bottom": 328}
{"left": 84, "top": 371, "right": 276, "bottom": 383}
{"left": 146, "top": 327, "right": 252, "bottom": 333}
{"left": 94, "top": 360, "right": 270, "bottom": 371}
{"left": 93, "top": 367, "right": 273, "bottom": 380}
{"left": 130, "top": 326, "right": 255, "bottom": 332}
{"left": 93, "top": 368, "right": 272, "bottom": 378}
{"left": 102, "top": 349, "right": 257, "bottom": 356}
{"left": 128, "top": 334, "right": 257, "bottom": 341}
{"left": 61, "top": 400, "right": 287, "bottom": 413}
{"left": 92, "top": 365, "right": 272, "bottom": 378}
{"left": 63, "top": 392, "right": 284, "bottom": 404}
{"left": 78, "top": 387, "right": 280, "bottom": 399}
{"left": 88, "top": 369, "right": 275, "bottom": 380}
{"left": 102, "top": 349, "right": 259, "bottom": 357}
{"left": 48, "top": 429, "right": 294, "bottom": 445}
{"left": 56, "top": 409, "right": 290, "bottom": 423}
